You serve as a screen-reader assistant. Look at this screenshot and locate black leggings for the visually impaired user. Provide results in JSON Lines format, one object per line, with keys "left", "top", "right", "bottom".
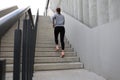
{"left": 54, "top": 27, "right": 65, "bottom": 50}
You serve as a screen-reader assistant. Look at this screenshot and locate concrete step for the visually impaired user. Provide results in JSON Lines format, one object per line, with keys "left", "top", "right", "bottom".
{"left": 0, "top": 52, "right": 77, "bottom": 57}
{"left": 1, "top": 35, "right": 14, "bottom": 41}
{"left": 36, "top": 45, "right": 70, "bottom": 48}
{"left": 1, "top": 40, "right": 14, "bottom": 43}
{"left": 0, "top": 43, "right": 14, "bottom": 47}
{"left": 35, "top": 52, "right": 76, "bottom": 57}
{"left": 36, "top": 43, "right": 71, "bottom": 48}
{"left": 34, "top": 62, "right": 83, "bottom": 71}
{"left": 36, "top": 40, "right": 69, "bottom": 44}
{"left": 0, "top": 42, "right": 71, "bottom": 47}
{"left": 6, "top": 62, "right": 83, "bottom": 72}
{"left": 1, "top": 57, "right": 79, "bottom": 64}
{"left": 35, "top": 48, "right": 74, "bottom": 52}
{"left": 1, "top": 41, "right": 70, "bottom": 46}
{"left": 1, "top": 39, "right": 68, "bottom": 43}
{"left": 1, "top": 36, "right": 69, "bottom": 42}
{"left": 38, "top": 37, "right": 68, "bottom": 39}
{"left": 0, "top": 47, "right": 73, "bottom": 52}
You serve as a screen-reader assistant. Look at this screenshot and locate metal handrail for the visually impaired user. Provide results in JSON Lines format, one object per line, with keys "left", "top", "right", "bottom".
{"left": 0, "top": 6, "right": 30, "bottom": 38}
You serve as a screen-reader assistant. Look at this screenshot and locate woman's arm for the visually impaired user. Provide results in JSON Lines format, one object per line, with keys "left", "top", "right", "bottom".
{"left": 52, "top": 15, "right": 56, "bottom": 28}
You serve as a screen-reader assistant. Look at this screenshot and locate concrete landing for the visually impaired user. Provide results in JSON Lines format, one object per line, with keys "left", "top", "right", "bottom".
{"left": 6, "top": 69, "right": 106, "bottom": 80}
{"left": 33, "top": 69, "right": 106, "bottom": 80}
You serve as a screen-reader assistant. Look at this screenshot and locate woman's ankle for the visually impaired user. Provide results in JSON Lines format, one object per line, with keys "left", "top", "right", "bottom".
{"left": 56, "top": 45, "right": 59, "bottom": 50}
{"left": 60, "top": 51, "right": 65, "bottom": 58}
{"left": 61, "top": 50, "right": 64, "bottom": 55}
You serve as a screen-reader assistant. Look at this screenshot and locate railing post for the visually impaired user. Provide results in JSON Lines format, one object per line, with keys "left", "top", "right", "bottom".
{"left": 31, "top": 10, "right": 39, "bottom": 75}
{"left": 22, "top": 19, "right": 29, "bottom": 80}
{"left": 27, "top": 19, "right": 33, "bottom": 80}
{"left": 0, "top": 59, "right": 6, "bottom": 80}
{"left": 22, "top": 19, "right": 33, "bottom": 80}
{"left": 13, "top": 20, "right": 22, "bottom": 80}
{"left": 31, "top": 28, "right": 36, "bottom": 76}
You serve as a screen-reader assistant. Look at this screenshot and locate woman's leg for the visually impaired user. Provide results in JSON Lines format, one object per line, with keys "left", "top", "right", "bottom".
{"left": 60, "top": 27, "right": 65, "bottom": 50}
{"left": 54, "top": 27, "right": 60, "bottom": 50}
{"left": 60, "top": 27, "right": 65, "bottom": 57}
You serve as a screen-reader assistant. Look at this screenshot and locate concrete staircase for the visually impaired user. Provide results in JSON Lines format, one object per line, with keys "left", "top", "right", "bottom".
{"left": 0, "top": 16, "right": 83, "bottom": 72}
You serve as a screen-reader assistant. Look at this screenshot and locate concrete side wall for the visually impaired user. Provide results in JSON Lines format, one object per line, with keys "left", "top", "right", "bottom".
{"left": 0, "top": 6, "right": 18, "bottom": 18}
{"left": 63, "top": 12, "right": 120, "bottom": 80}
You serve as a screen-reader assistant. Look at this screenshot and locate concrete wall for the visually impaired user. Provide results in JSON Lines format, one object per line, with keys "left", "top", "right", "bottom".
{"left": 63, "top": 12, "right": 120, "bottom": 80}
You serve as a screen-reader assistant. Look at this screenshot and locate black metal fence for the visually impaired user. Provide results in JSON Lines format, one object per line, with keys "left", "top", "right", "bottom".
{"left": 0, "top": 7, "right": 39, "bottom": 80}
{"left": 0, "top": 59, "right": 6, "bottom": 80}
{"left": 13, "top": 9, "right": 39, "bottom": 80}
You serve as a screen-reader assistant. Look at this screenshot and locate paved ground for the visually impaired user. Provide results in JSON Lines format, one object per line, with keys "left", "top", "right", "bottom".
{"left": 6, "top": 69, "right": 106, "bottom": 80}
{"left": 33, "top": 69, "right": 106, "bottom": 80}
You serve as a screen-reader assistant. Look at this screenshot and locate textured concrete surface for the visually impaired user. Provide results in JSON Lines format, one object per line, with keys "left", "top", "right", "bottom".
{"left": 89, "top": 0, "right": 97, "bottom": 27}
{"left": 33, "top": 69, "right": 106, "bottom": 80}
{"left": 97, "top": 0, "right": 109, "bottom": 25}
{"left": 6, "top": 69, "right": 106, "bottom": 80}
